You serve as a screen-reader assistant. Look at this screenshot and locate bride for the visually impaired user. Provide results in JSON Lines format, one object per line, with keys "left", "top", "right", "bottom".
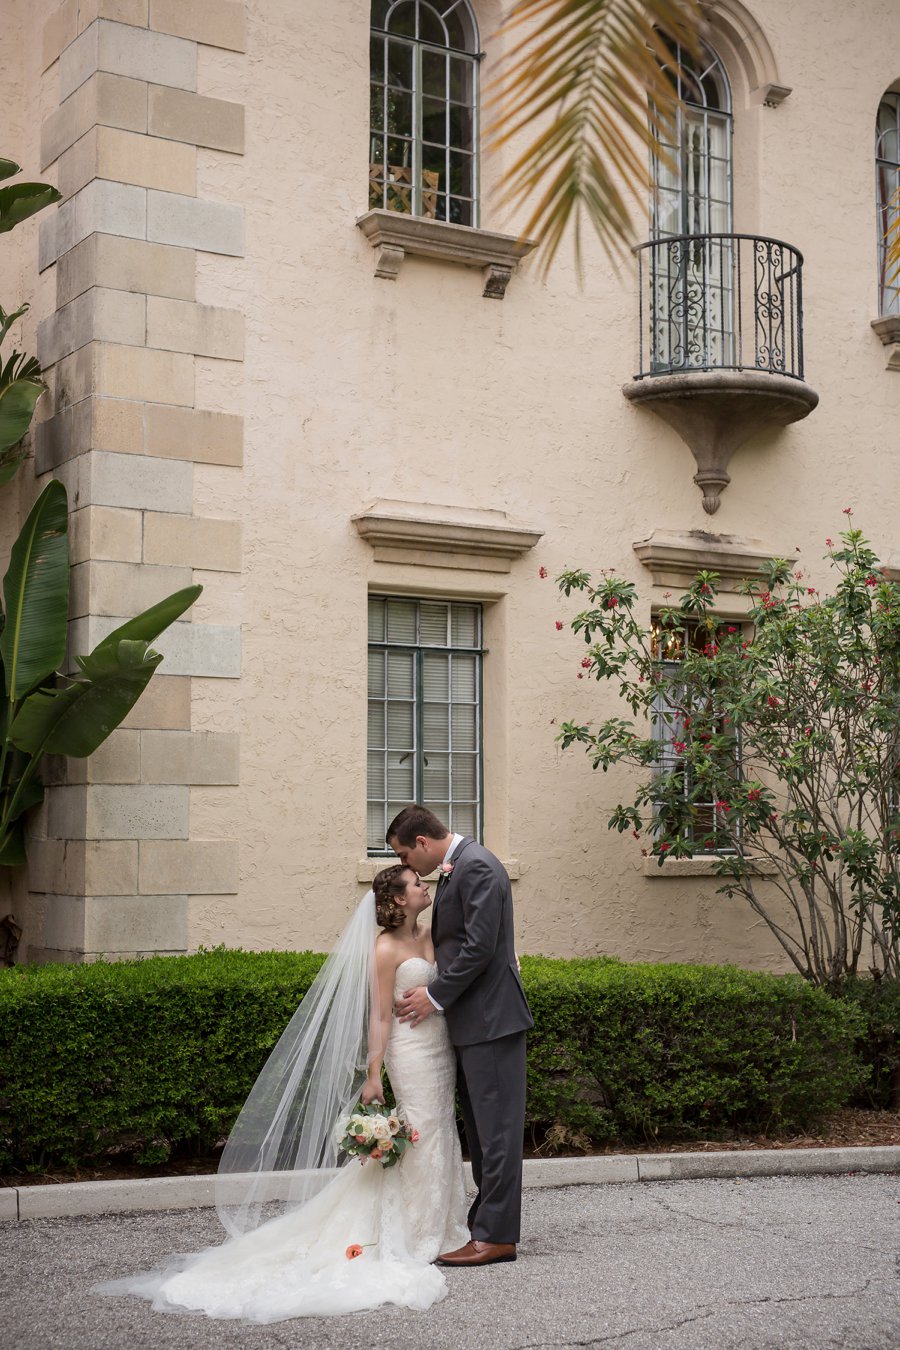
{"left": 92, "top": 865, "right": 470, "bottom": 1321}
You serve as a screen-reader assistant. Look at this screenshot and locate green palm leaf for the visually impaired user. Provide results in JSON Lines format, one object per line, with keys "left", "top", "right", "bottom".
{"left": 0, "top": 159, "right": 20, "bottom": 183}
{"left": 887, "top": 185, "right": 900, "bottom": 284}
{"left": 9, "top": 640, "right": 164, "bottom": 758}
{"left": 489, "top": 0, "right": 704, "bottom": 273}
{"left": 0, "top": 373, "right": 46, "bottom": 459}
{"left": 0, "top": 480, "right": 69, "bottom": 701}
{"left": 93, "top": 584, "right": 203, "bottom": 656}
{"left": 0, "top": 182, "right": 62, "bottom": 234}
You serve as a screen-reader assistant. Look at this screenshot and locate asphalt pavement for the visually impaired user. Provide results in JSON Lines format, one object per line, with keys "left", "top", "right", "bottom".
{"left": 3, "top": 1172, "right": 899, "bottom": 1350}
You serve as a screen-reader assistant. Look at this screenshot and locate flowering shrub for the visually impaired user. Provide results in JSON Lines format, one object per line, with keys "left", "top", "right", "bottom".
{"left": 554, "top": 528, "right": 900, "bottom": 986}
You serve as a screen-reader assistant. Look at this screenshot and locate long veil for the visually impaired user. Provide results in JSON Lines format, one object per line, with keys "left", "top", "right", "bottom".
{"left": 216, "top": 890, "right": 383, "bottom": 1238}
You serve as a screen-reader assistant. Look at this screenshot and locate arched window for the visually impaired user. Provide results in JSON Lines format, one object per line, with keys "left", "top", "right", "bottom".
{"left": 369, "top": 1, "right": 480, "bottom": 227}
{"left": 648, "top": 42, "right": 734, "bottom": 371}
{"left": 876, "top": 92, "right": 900, "bottom": 316}
{"left": 651, "top": 42, "right": 733, "bottom": 241}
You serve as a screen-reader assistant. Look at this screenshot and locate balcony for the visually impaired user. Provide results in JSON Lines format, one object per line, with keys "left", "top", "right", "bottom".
{"left": 623, "top": 234, "right": 819, "bottom": 513}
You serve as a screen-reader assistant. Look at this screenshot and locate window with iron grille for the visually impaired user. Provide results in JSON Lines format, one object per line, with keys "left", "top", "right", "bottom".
{"left": 650, "top": 617, "right": 742, "bottom": 853}
{"left": 369, "top": 0, "right": 480, "bottom": 226}
{"left": 876, "top": 91, "right": 900, "bottom": 316}
{"left": 367, "top": 595, "right": 483, "bottom": 854}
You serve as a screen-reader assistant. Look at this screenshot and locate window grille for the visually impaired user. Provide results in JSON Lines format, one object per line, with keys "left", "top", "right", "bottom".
{"left": 367, "top": 595, "right": 483, "bottom": 853}
{"left": 649, "top": 42, "right": 734, "bottom": 370}
{"left": 650, "top": 616, "right": 741, "bottom": 854}
{"left": 876, "top": 92, "right": 900, "bottom": 316}
{"left": 369, "top": 0, "right": 480, "bottom": 226}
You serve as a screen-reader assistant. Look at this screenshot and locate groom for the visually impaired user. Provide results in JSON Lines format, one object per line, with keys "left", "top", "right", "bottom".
{"left": 388, "top": 805, "right": 533, "bottom": 1267}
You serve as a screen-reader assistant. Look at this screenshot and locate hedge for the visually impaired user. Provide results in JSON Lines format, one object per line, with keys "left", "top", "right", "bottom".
{"left": 0, "top": 950, "right": 867, "bottom": 1171}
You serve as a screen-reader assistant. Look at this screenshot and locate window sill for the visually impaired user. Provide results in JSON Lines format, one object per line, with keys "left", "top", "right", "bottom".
{"left": 871, "top": 315, "right": 900, "bottom": 370}
{"left": 358, "top": 857, "right": 520, "bottom": 883}
{"left": 355, "top": 209, "right": 537, "bottom": 299}
{"left": 632, "top": 529, "right": 793, "bottom": 593}
{"left": 642, "top": 855, "right": 778, "bottom": 878}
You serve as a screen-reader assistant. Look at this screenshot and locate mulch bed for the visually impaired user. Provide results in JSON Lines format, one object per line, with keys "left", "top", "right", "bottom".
{"left": 4, "top": 1108, "right": 898, "bottom": 1188}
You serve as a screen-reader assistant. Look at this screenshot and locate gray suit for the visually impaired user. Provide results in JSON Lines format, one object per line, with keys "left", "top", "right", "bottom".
{"left": 430, "top": 837, "right": 533, "bottom": 1244}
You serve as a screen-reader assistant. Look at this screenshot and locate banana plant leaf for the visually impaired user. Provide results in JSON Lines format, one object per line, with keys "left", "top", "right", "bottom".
{"left": 0, "top": 302, "right": 29, "bottom": 348}
{"left": 9, "top": 639, "right": 164, "bottom": 758}
{"left": 0, "top": 778, "right": 44, "bottom": 865}
{"left": 0, "top": 159, "right": 21, "bottom": 182}
{"left": 0, "top": 182, "right": 62, "bottom": 234}
{"left": 0, "top": 375, "right": 46, "bottom": 458}
{"left": 93, "top": 584, "right": 202, "bottom": 655}
{"left": 0, "top": 480, "right": 69, "bottom": 701}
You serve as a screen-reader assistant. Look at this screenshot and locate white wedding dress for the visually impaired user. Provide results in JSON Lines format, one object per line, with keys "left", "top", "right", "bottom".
{"left": 93, "top": 958, "right": 470, "bottom": 1321}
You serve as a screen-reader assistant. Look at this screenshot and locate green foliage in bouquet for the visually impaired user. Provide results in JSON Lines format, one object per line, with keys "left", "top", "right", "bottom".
{"left": 337, "top": 1102, "right": 418, "bottom": 1168}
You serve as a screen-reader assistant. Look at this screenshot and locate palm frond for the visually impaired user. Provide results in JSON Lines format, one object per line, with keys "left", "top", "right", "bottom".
{"left": 886, "top": 184, "right": 900, "bottom": 283}
{"left": 488, "top": 0, "right": 705, "bottom": 275}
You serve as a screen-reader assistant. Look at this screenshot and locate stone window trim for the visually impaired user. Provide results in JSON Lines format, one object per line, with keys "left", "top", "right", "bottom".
{"left": 642, "top": 855, "right": 778, "bottom": 877}
{"left": 355, "top": 209, "right": 537, "bottom": 298}
{"left": 633, "top": 529, "right": 796, "bottom": 592}
{"left": 353, "top": 499, "right": 543, "bottom": 574}
{"left": 357, "top": 856, "right": 520, "bottom": 883}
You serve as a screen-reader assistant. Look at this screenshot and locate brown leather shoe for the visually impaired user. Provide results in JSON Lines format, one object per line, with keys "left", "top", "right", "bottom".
{"left": 435, "top": 1240, "right": 517, "bottom": 1267}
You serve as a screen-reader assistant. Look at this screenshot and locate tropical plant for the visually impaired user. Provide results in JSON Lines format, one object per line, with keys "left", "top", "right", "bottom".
{"left": 551, "top": 525, "right": 900, "bottom": 987}
{"left": 0, "top": 480, "right": 201, "bottom": 865}
{"left": 0, "top": 157, "right": 61, "bottom": 483}
{"left": 0, "top": 159, "right": 201, "bottom": 882}
{"left": 490, "top": 0, "right": 704, "bottom": 270}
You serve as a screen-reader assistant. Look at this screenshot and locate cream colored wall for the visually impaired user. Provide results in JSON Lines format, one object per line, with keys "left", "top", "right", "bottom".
{"left": 10, "top": 0, "right": 900, "bottom": 967}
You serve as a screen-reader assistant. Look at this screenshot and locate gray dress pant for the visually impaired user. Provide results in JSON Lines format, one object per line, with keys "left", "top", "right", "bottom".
{"left": 455, "top": 1030, "right": 527, "bottom": 1245}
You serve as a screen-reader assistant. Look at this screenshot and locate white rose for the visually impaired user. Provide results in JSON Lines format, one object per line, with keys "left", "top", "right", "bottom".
{"left": 371, "top": 1117, "right": 392, "bottom": 1141}
{"left": 359, "top": 1118, "right": 376, "bottom": 1141}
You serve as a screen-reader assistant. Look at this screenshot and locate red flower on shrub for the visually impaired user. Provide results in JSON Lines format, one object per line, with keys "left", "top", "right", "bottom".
{"left": 581, "top": 657, "right": 592, "bottom": 669}
{"left": 767, "top": 696, "right": 780, "bottom": 708}
{"left": 865, "top": 576, "right": 878, "bottom": 587}
{"left": 606, "top": 596, "right": 618, "bottom": 608}
{"left": 672, "top": 740, "right": 686, "bottom": 754}
{"left": 843, "top": 507, "right": 853, "bottom": 516}
{"left": 539, "top": 566, "right": 548, "bottom": 578}
{"left": 555, "top": 621, "right": 563, "bottom": 631}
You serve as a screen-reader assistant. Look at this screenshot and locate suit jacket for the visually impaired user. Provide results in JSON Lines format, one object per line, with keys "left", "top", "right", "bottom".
{"left": 429, "top": 837, "right": 534, "bottom": 1047}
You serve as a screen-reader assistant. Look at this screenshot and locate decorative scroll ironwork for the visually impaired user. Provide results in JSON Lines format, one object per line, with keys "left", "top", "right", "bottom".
{"left": 634, "top": 234, "right": 805, "bottom": 381}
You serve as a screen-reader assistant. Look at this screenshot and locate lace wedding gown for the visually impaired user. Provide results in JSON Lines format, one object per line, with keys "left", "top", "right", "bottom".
{"left": 93, "top": 958, "right": 470, "bottom": 1321}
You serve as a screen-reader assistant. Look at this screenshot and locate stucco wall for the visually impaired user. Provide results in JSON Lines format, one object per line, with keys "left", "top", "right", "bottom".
{"left": 11, "top": 0, "right": 900, "bottom": 967}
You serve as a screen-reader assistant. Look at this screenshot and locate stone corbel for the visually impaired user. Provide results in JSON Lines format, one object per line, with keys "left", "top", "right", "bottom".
{"left": 754, "top": 83, "right": 792, "bottom": 108}
{"left": 871, "top": 315, "right": 900, "bottom": 370}
{"left": 356, "top": 209, "right": 536, "bottom": 299}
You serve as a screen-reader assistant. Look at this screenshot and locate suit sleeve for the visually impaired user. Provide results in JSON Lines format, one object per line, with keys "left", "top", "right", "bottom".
{"left": 427, "top": 857, "right": 502, "bottom": 1010}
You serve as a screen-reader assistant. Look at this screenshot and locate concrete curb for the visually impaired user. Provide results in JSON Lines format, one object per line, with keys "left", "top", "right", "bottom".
{"left": 3, "top": 1146, "right": 898, "bottom": 1222}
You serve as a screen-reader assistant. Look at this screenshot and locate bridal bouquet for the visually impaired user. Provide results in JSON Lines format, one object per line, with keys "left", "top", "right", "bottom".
{"left": 336, "top": 1102, "right": 419, "bottom": 1168}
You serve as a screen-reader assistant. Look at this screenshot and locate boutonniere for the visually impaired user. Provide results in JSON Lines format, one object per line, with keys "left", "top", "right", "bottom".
{"left": 439, "top": 861, "right": 454, "bottom": 876}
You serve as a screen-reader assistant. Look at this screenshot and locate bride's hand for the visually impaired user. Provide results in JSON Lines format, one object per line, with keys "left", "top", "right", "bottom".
{"left": 360, "top": 1075, "right": 384, "bottom": 1106}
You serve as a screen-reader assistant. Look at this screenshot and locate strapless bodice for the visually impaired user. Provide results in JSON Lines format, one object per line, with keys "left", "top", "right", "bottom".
{"left": 393, "top": 956, "right": 437, "bottom": 998}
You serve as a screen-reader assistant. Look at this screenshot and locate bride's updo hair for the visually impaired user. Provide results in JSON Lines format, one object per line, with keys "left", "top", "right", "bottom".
{"left": 373, "top": 865, "right": 409, "bottom": 931}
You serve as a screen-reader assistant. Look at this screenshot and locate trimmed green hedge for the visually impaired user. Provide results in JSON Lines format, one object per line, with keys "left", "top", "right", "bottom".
{"left": 0, "top": 950, "right": 867, "bottom": 1171}
{"left": 524, "top": 956, "right": 865, "bottom": 1144}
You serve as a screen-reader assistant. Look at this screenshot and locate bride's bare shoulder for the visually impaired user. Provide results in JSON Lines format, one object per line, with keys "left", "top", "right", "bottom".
{"left": 374, "top": 932, "right": 403, "bottom": 971}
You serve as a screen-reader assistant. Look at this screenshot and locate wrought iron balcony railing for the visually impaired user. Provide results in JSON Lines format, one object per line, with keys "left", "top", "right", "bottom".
{"left": 634, "top": 233, "right": 805, "bottom": 382}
